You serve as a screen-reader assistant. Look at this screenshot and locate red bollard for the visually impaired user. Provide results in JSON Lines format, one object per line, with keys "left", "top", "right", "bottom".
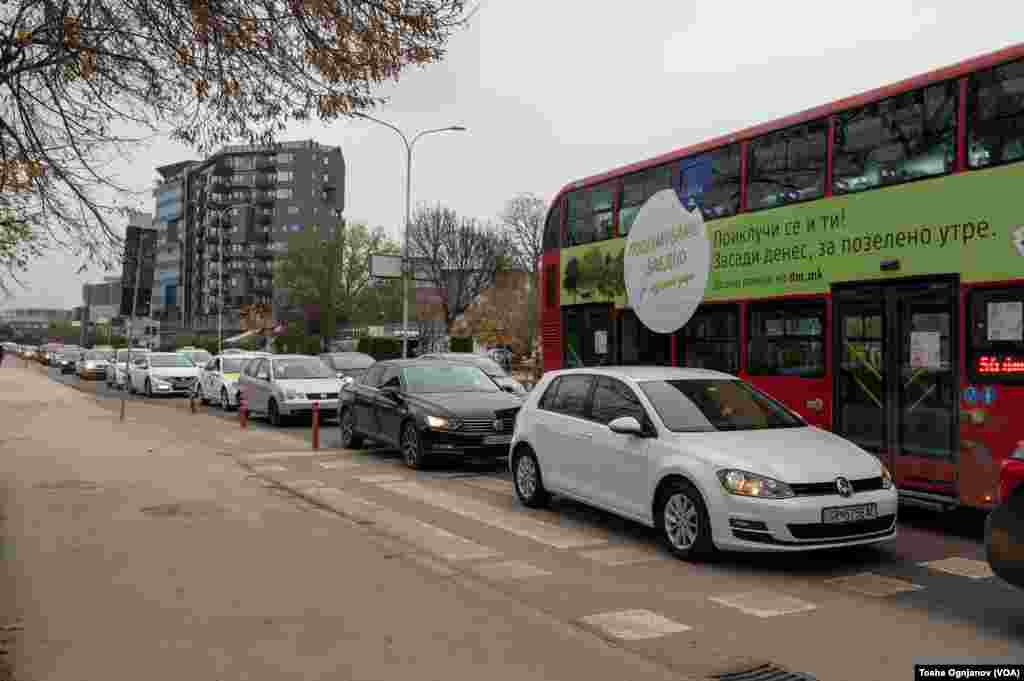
{"left": 189, "top": 392, "right": 197, "bottom": 413}
{"left": 239, "top": 390, "right": 248, "bottom": 429}
{"left": 312, "top": 401, "right": 320, "bottom": 450}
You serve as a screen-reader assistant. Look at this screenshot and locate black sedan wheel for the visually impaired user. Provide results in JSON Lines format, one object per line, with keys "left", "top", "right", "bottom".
{"left": 268, "top": 399, "right": 283, "bottom": 427}
{"left": 401, "top": 422, "right": 426, "bottom": 469}
{"left": 339, "top": 408, "right": 364, "bottom": 449}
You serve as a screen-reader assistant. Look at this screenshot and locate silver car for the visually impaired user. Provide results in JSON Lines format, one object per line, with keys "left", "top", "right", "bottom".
{"left": 237, "top": 354, "right": 341, "bottom": 427}
{"left": 107, "top": 348, "right": 149, "bottom": 390}
{"left": 128, "top": 352, "right": 201, "bottom": 397}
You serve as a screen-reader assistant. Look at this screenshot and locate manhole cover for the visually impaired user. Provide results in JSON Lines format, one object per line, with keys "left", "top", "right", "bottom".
{"left": 710, "top": 662, "right": 818, "bottom": 680}
{"left": 35, "top": 480, "right": 99, "bottom": 491}
{"left": 139, "top": 502, "right": 223, "bottom": 518}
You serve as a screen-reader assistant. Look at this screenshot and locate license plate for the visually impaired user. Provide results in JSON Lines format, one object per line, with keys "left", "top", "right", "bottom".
{"left": 822, "top": 503, "right": 878, "bottom": 524}
{"left": 482, "top": 434, "right": 512, "bottom": 445}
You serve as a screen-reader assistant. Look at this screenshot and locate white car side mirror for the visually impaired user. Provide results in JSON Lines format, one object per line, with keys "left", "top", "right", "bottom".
{"left": 608, "top": 416, "right": 645, "bottom": 436}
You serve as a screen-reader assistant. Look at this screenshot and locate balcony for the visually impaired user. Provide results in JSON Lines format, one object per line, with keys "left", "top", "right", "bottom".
{"left": 253, "top": 191, "right": 275, "bottom": 204}
{"left": 254, "top": 156, "right": 276, "bottom": 170}
{"left": 255, "top": 174, "right": 274, "bottom": 188}
{"left": 208, "top": 176, "right": 228, "bottom": 191}
{"left": 211, "top": 161, "right": 233, "bottom": 176}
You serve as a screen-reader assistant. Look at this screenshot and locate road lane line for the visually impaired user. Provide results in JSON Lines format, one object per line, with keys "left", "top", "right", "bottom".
{"left": 377, "top": 480, "right": 608, "bottom": 550}
{"left": 920, "top": 557, "right": 994, "bottom": 579}
{"left": 824, "top": 573, "right": 925, "bottom": 597}
{"left": 305, "top": 486, "right": 501, "bottom": 562}
{"left": 578, "top": 610, "right": 691, "bottom": 640}
{"left": 470, "top": 560, "right": 552, "bottom": 580}
{"left": 708, "top": 592, "right": 817, "bottom": 618}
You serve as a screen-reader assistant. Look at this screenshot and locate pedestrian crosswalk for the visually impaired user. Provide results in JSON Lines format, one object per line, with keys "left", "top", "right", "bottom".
{"left": 237, "top": 450, "right": 1006, "bottom": 646}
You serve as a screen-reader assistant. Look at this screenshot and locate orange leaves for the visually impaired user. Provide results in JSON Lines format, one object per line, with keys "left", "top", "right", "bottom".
{"left": 15, "top": 31, "right": 32, "bottom": 48}
{"left": 223, "top": 80, "right": 241, "bottom": 97}
{"left": 317, "top": 94, "right": 351, "bottom": 118}
{"left": 176, "top": 47, "right": 193, "bottom": 66}
{"left": 194, "top": 79, "right": 209, "bottom": 100}
{"left": 0, "top": 160, "right": 45, "bottom": 193}
{"left": 63, "top": 17, "right": 81, "bottom": 49}
{"left": 79, "top": 50, "right": 97, "bottom": 79}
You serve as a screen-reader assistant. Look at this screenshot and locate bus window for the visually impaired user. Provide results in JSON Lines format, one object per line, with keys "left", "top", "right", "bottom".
{"left": 543, "top": 197, "right": 562, "bottom": 250}
{"left": 968, "top": 58, "right": 1024, "bottom": 169}
{"left": 676, "top": 304, "right": 740, "bottom": 374}
{"left": 566, "top": 189, "right": 593, "bottom": 247}
{"left": 968, "top": 286, "right": 1024, "bottom": 384}
{"left": 833, "top": 81, "right": 958, "bottom": 195}
{"left": 747, "top": 302, "right": 826, "bottom": 378}
{"left": 619, "top": 165, "right": 672, "bottom": 236}
{"left": 677, "top": 145, "right": 741, "bottom": 220}
{"left": 747, "top": 120, "right": 827, "bottom": 210}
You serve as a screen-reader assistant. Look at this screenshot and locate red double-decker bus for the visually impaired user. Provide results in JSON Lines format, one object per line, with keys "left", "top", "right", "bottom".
{"left": 538, "top": 43, "right": 1024, "bottom": 513}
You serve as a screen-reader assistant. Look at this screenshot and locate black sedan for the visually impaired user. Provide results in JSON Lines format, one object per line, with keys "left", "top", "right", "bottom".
{"left": 319, "top": 351, "right": 376, "bottom": 384}
{"left": 338, "top": 359, "right": 523, "bottom": 469}
{"left": 57, "top": 351, "right": 83, "bottom": 374}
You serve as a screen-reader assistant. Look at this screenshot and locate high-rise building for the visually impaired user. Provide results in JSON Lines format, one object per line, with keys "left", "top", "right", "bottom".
{"left": 152, "top": 161, "right": 196, "bottom": 331}
{"left": 181, "top": 139, "right": 345, "bottom": 333}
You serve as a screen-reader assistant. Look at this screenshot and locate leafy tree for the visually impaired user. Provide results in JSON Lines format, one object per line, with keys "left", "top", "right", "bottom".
{"left": 500, "top": 193, "right": 545, "bottom": 350}
{"left": 0, "top": 205, "right": 43, "bottom": 296}
{"left": 46, "top": 320, "right": 79, "bottom": 344}
{"left": 274, "top": 221, "right": 400, "bottom": 351}
{"left": 0, "top": 0, "right": 470, "bottom": 287}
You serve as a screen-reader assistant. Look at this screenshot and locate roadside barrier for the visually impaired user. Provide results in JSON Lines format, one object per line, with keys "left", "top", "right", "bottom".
{"left": 239, "top": 390, "right": 248, "bottom": 429}
{"left": 312, "top": 401, "right": 320, "bottom": 450}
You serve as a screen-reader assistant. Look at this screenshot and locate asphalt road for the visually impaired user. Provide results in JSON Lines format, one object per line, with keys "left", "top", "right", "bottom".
{"left": 39, "top": 361, "right": 1024, "bottom": 651}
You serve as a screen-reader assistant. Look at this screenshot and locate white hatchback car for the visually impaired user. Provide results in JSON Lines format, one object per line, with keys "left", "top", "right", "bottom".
{"left": 510, "top": 367, "right": 897, "bottom": 560}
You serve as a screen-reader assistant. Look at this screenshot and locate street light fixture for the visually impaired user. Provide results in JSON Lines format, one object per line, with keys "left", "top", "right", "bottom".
{"left": 205, "top": 198, "right": 256, "bottom": 354}
{"left": 352, "top": 112, "right": 467, "bottom": 358}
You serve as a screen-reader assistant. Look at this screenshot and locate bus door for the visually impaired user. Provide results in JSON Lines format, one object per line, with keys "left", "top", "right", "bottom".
{"left": 833, "top": 278, "right": 959, "bottom": 499}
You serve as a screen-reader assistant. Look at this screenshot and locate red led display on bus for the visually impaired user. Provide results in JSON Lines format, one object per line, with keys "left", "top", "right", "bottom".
{"left": 976, "top": 355, "right": 1024, "bottom": 375}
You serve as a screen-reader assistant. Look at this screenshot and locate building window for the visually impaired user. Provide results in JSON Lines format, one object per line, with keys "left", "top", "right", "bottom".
{"left": 833, "top": 81, "right": 958, "bottom": 194}
{"left": 276, "top": 153, "right": 294, "bottom": 164}
{"left": 234, "top": 157, "right": 253, "bottom": 171}
{"left": 676, "top": 304, "right": 740, "bottom": 373}
{"left": 322, "top": 173, "right": 330, "bottom": 182}
{"left": 968, "top": 58, "right": 1024, "bottom": 169}
{"left": 277, "top": 170, "right": 293, "bottom": 183}
{"left": 277, "top": 188, "right": 292, "bottom": 200}
{"left": 747, "top": 301, "right": 826, "bottom": 377}
{"left": 618, "top": 165, "right": 672, "bottom": 236}
{"left": 747, "top": 119, "right": 827, "bottom": 210}
{"left": 676, "top": 145, "right": 741, "bottom": 220}
{"left": 323, "top": 157, "right": 330, "bottom": 166}
{"left": 287, "top": 205, "right": 299, "bottom": 214}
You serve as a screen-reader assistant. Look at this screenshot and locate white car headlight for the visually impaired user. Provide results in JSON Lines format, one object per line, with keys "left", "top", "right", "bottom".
{"left": 425, "top": 415, "right": 460, "bottom": 430}
{"left": 881, "top": 463, "right": 894, "bottom": 489}
{"left": 717, "top": 469, "right": 795, "bottom": 499}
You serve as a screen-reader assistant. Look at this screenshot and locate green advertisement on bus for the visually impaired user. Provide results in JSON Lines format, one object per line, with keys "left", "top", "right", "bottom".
{"left": 560, "top": 161, "right": 1024, "bottom": 307}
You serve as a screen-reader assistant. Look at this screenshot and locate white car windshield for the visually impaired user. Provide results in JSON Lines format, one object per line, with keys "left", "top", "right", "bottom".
{"left": 184, "top": 351, "right": 211, "bottom": 366}
{"left": 149, "top": 354, "right": 194, "bottom": 368}
{"left": 402, "top": 365, "right": 500, "bottom": 393}
{"left": 639, "top": 379, "right": 806, "bottom": 432}
{"left": 273, "top": 359, "right": 333, "bottom": 379}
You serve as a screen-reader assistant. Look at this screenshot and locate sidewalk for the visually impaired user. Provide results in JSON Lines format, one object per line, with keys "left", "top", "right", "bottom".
{"left": 0, "top": 365, "right": 689, "bottom": 681}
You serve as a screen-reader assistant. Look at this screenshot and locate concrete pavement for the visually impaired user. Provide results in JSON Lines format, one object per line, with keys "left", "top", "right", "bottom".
{"left": 0, "top": 364, "right": 689, "bottom": 681}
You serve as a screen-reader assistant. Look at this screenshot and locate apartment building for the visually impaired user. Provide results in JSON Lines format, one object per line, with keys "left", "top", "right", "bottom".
{"left": 152, "top": 161, "right": 196, "bottom": 330}
{"left": 182, "top": 139, "right": 346, "bottom": 333}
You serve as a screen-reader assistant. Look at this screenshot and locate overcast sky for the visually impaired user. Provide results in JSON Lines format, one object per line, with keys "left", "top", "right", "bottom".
{"left": 3, "top": 0, "right": 1022, "bottom": 311}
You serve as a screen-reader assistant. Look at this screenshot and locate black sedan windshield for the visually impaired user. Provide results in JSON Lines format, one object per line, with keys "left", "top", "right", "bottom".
{"left": 402, "top": 365, "right": 500, "bottom": 393}
{"left": 436, "top": 354, "right": 507, "bottom": 376}
{"left": 273, "top": 359, "right": 333, "bottom": 379}
{"left": 640, "top": 379, "right": 805, "bottom": 432}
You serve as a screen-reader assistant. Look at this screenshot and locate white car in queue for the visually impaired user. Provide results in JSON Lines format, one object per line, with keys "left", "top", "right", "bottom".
{"left": 510, "top": 367, "right": 897, "bottom": 560}
{"left": 128, "top": 352, "right": 201, "bottom": 397}
{"left": 195, "top": 352, "right": 267, "bottom": 410}
{"left": 108, "top": 347, "right": 149, "bottom": 390}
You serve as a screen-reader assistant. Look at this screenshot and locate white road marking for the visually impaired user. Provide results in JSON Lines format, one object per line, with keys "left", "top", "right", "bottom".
{"left": 461, "top": 478, "right": 514, "bottom": 494}
{"left": 318, "top": 460, "right": 361, "bottom": 470}
{"left": 250, "top": 464, "right": 287, "bottom": 473}
{"left": 470, "top": 560, "right": 552, "bottom": 580}
{"left": 920, "top": 557, "right": 994, "bottom": 579}
{"left": 709, "top": 592, "right": 817, "bottom": 618}
{"left": 578, "top": 545, "right": 666, "bottom": 566}
{"left": 304, "top": 486, "right": 500, "bottom": 562}
{"left": 355, "top": 473, "right": 407, "bottom": 484}
{"left": 579, "top": 610, "right": 691, "bottom": 640}
{"left": 825, "top": 572, "right": 925, "bottom": 597}
{"left": 378, "top": 480, "right": 608, "bottom": 550}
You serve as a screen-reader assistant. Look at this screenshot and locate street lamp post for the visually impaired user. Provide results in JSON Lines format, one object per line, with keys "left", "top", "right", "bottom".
{"left": 352, "top": 113, "right": 466, "bottom": 358}
{"left": 207, "top": 200, "right": 255, "bottom": 354}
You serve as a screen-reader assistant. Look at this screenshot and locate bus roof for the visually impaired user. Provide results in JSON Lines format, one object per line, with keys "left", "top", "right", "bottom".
{"left": 555, "top": 42, "right": 1024, "bottom": 200}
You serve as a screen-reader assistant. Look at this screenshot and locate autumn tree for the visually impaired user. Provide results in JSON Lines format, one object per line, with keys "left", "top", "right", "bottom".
{"left": 407, "top": 203, "right": 512, "bottom": 334}
{"left": 0, "top": 0, "right": 470, "bottom": 287}
{"left": 274, "top": 221, "right": 400, "bottom": 350}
